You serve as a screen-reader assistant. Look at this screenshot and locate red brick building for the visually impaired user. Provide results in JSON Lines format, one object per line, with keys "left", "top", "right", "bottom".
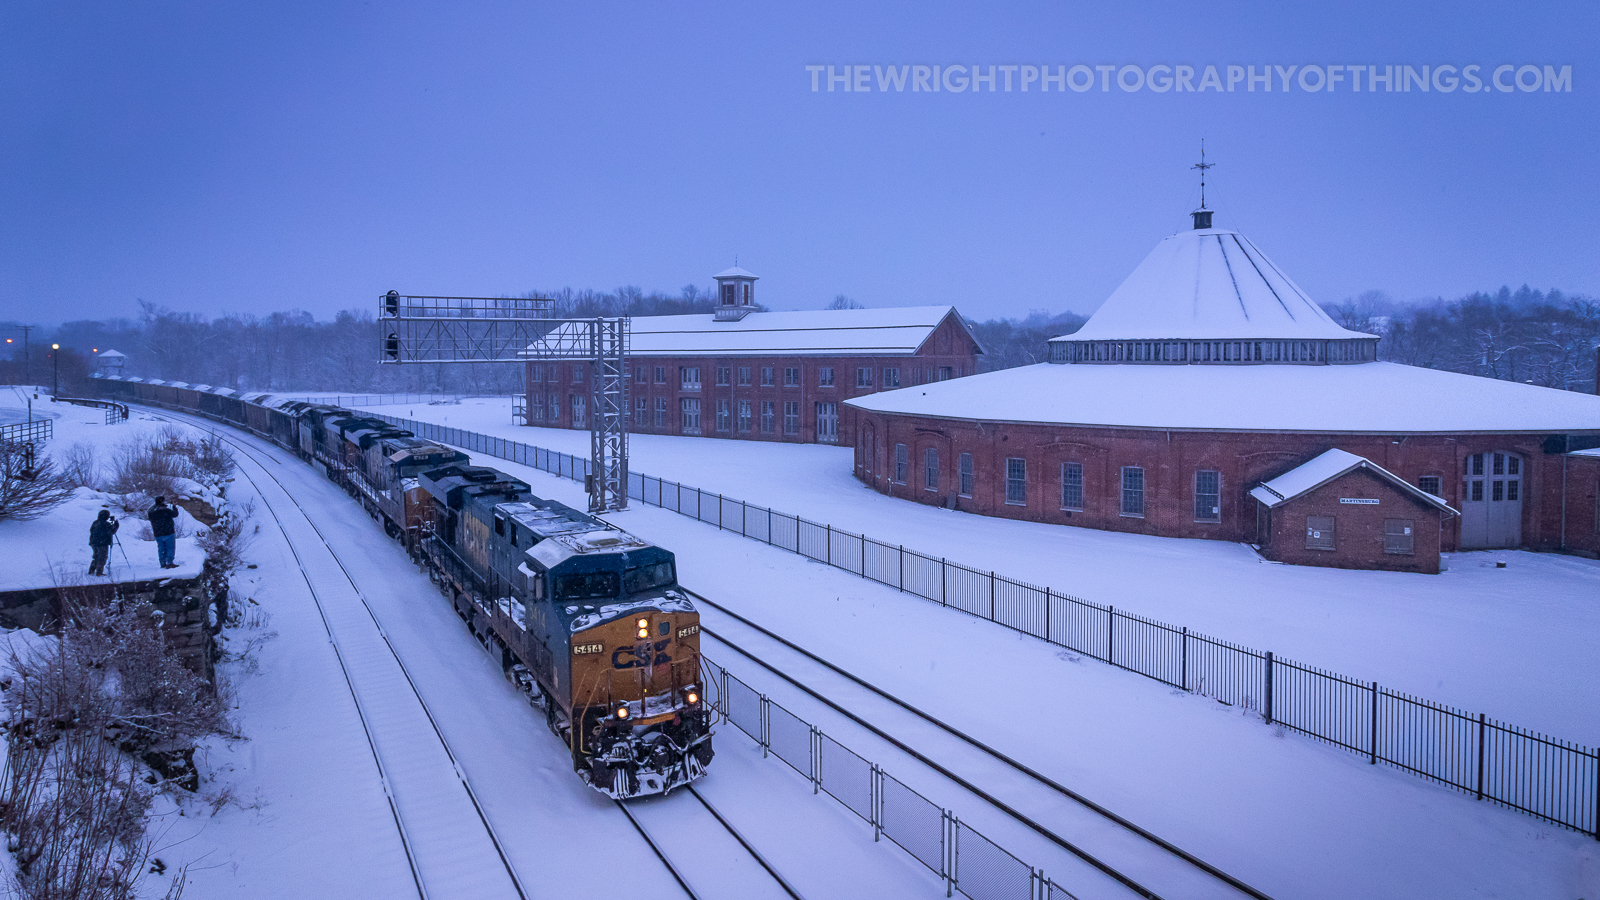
{"left": 522, "top": 267, "right": 982, "bottom": 446}
{"left": 844, "top": 212, "right": 1600, "bottom": 567}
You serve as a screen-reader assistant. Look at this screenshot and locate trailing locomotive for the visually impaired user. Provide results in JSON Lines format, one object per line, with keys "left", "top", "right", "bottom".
{"left": 92, "top": 377, "right": 713, "bottom": 799}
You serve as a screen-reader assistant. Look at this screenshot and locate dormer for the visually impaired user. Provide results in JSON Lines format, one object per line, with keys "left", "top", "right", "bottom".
{"left": 713, "top": 266, "right": 758, "bottom": 322}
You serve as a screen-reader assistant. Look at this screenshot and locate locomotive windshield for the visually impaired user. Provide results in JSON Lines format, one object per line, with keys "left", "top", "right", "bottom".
{"left": 623, "top": 562, "right": 675, "bottom": 594}
{"left": 555, "top": 571, "right": 620, "bottom": 600}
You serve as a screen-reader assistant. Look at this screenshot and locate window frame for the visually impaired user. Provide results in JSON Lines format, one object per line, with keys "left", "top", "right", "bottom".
{"left": 856, "top": 367, "right": 873, "bottom": 389}
{"left": 893, "top": 443, "right": 908, "bottom": 484}
{"left": 819, "top": 366, "right": 835, "bottom": 387}
{"left": 924, "top": 447, "right": 939, "bottom": 492}
{"left": 782, "top": 400, "right": 799, "bottom": 435}
{"left": 715, "top": 366, "right": 731, "bottom": 386}
{"left": 736, "top": 399, "right": 752, "bottom": 433}
{"left": 681, "top": 366, "right": 701, "bottom": 391}
{"left": 1418, "top": 475, "right": 1442, "bottom": 497}
{"left": 784, "top": 366, "right": 800, "bottom": 387}
{"left": 680, "top": 397, "right": 701, "bottom": 434}
{"left": 1120, "top": 466, "right": 1145, "bottom": 517}
{"left": 1060, "top": 462, "right": 1083, "bottom": 511}
{"left": 653, "top": 365, "right": 666, "bottom": 384}
{"left": 715, "top": 399, "right": 730, "bottom": 432}
{"left": 760, "top": 366, "right": 775, "bottom": 387}
{"left": 958, "top": 452, "right": 974, "bottom": 498}
{"left": 1383, "top": 518, "right": 1415, "bottom": 555}
{"left": 1005, "top": 458, "right": 1026, "bottom": 505}
{"left": 653, "top": 397, "right": 667, "bottom": 428}
{"left": 1194, "top": 469, "right": 1221, "bottom": 523}
{"left": 759, "top": 400, "right": 775, "bottom": 434}
{"left": 1305, "top": 515, "right": 1336, "bottom": 550}
{"left": 883, "top": 367, "right": 900, "bottom": 388}
{"left": 737, "top": 366, "right": 752, "bottom": 386}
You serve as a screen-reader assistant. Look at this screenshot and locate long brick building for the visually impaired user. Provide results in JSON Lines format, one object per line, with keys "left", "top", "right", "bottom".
{"left": 522, "top": 267, "right": 982, "bottom": 446}
{"left": 844, "top": 210, "right": 1600, "bottom": 571}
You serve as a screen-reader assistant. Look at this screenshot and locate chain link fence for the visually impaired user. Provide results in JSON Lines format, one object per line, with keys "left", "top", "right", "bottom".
{"left": 366, "top": 413, "right": 1600, "bottom": 840}
{"left": 708, "top": 657, "right": 1071, "bottom": 899}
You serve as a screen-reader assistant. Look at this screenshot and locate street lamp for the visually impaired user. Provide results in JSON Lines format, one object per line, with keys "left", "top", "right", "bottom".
{"left": 51, "top": 344, "right": 59, "bottom": 397}
{"left": 5, "top": 326, "right": 32, "bottom": 387}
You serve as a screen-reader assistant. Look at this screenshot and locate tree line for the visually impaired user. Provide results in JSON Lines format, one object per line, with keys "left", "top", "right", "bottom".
{"left": 2, "top": 283, "right": 1596, "bottom": 397}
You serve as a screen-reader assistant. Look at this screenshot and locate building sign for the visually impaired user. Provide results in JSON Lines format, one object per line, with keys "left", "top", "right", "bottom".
{"left": 1339, "top": 498, "right": 1379, "bottom": 505}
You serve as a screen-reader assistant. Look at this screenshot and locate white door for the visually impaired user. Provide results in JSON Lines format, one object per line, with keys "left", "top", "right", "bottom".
{"left": 1459, "top": 451, "right": 1522, "bottom": 549}
{"left": 815, "top": 402, "right": 838, "bottom": 443}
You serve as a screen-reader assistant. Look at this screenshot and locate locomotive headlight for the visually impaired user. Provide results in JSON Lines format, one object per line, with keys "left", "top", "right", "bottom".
{"left": 685, "top": 690, "right": 699, "bottom": 706}
{"left": 615, "top": 703, "right": 630, "bottom": 720}
{"left": 636, "top": 617, "right": 650, "bottom": 639}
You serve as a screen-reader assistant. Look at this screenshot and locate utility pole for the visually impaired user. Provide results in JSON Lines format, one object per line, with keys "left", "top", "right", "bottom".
{"left": 5, "top": 325, "right": 33, "bottom": 389}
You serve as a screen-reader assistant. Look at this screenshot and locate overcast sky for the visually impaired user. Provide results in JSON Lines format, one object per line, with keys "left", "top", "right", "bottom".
{"left": 2, "top": 1, "right": 1596, "bottom": 326}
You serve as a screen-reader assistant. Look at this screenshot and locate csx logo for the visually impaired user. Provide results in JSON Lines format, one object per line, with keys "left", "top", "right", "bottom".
{"left": 613, "top": 640, "right": 671, "bottom": 669}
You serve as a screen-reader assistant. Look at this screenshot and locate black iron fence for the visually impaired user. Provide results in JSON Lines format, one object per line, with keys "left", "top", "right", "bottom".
{"left": 0, "top": 418, "right": 51, "bottom": 445}
{"left": 368, "top": 414, "right": 1600, "bottom": 839}
{"left": 705, "top": 655, "right": 1074, "bottom": 899}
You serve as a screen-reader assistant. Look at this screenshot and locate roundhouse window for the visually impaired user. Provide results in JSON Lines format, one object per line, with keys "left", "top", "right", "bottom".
{"left": 924, "top": 448, "right": 939, "bottom": 491}
{"left": 959, "top": 453, "right": 973, "bottom": 497}
{"left": 1194, "top": 470, "right": 1220, "bottom": 522}
{"left": 1061, "top": 462, "right": 1083, "bottom": 511}
{"left": 1120, "top": 466, "right": 1145, "bottom": 517}
{"left": 894, "top": 444, "right": 908, "bottom": 484}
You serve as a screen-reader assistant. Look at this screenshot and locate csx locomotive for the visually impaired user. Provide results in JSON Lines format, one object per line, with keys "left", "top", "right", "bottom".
{"left": 93, "top": 377, "right": 713, "bottom": 798}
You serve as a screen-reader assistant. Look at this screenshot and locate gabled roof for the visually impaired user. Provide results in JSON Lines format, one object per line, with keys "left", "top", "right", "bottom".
{"left": 1054, "top": 228, "right": 1375, "bottom": 343}
{"left": 525, "top": 306, "right": 982, "bottom": 359}
{"left": 1249, "top": 448, "right": 1457, "bottom": 515}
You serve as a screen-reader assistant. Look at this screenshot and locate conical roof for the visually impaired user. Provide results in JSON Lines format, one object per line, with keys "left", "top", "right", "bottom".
{"left": 1061, "top": 228, "right": 1373, "bottom": 342}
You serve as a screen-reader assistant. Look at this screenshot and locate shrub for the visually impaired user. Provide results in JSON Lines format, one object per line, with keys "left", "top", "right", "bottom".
{"left": 0, "top": 441, "right": 75, "bottom": 522}
{"left": 58, "top": 441, "right": 100, "bottom": 490}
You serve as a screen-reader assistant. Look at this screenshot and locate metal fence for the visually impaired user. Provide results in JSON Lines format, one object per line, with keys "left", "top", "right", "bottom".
{"left": 369, "top": 414, "right": 1600, "bottom": 839}
{"left": 707, "top": 656, "right": 1071, "bottom": 899}
{"left": 0, "top": 418, "right": 51, "bottom": 445}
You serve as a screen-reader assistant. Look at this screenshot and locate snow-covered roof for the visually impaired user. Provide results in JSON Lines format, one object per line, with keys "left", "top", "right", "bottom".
{"left": 96, "top": 349, "right": 126, "bottom": 359}
{"left": 713, "top": 266, "right": 758, "bottom": 280}
{"left": 526, "top": 306, "right": 977, "bottom": 358}
{"left": 1053, "top": 228, "right": 1375, "bottom": 343}
{"left": 1249, "top": 448, "right": 1457, "bottom": 514}
{"left": 844, "top": 362, "right": 1600, "bottom": 434}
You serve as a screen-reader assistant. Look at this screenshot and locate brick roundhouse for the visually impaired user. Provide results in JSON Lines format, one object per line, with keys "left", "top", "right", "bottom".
{"left": 845, "top": 210, "right": 1600, "bottom": 571}
{"left": 523, "top": 267, "right": 982, "bottom": 447}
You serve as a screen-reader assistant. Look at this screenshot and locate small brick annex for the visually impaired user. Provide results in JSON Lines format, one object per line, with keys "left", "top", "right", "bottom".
{"left": 1256, "top": 466, "right": 1448, "bottom": 574}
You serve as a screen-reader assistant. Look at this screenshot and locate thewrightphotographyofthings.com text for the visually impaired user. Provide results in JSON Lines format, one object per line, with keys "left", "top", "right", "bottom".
{"left": 805, "top": 63, "right": 1572, "bottom": 94}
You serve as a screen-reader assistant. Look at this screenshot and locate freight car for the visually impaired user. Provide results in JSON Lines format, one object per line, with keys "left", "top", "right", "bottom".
{"left": 90, "top": 376, "right": 713, "bottom": 799}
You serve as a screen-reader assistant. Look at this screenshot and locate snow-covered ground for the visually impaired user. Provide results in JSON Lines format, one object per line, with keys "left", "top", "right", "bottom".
{"left": 355, "top": 397, "right": 1600, "bottom": 744}
{"left": 411, "top": 429, "right": 1598, "bottom": 900}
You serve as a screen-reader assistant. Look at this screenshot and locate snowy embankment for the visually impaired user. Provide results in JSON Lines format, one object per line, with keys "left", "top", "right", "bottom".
{"left": 421, "top": 429, "right": 1599, "bottom": 900}
{"left": 356, "top": 397, "right": 1600, "bottom": 744}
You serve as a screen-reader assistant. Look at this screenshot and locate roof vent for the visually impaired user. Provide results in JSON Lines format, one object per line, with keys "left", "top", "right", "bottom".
{"left": 1192, "top": 209, "right": 1213, "bottom": 230}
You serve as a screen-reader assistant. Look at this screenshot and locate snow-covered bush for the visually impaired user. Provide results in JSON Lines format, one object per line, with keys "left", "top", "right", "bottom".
{"left": 0, "top": 596, "right": 227, "bottom": 898}
{"left": 58, "top": 441, "right": 100, "bottom": 490}
{"left": 0, "top": 442, "right": 75, "bottom": 522}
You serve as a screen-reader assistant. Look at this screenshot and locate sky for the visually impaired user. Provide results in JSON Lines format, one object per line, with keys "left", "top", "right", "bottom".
{"left": 2, "top": 1, "right": 1597, "bottom": 327}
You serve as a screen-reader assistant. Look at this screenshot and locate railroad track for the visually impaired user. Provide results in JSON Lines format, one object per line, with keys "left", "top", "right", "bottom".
{"left": 157, "top": 409, "right": 809, "bottom": 900}
{"left": 156, "top": 410, "right": 528, "bottom": 900}
{"left": 682, "top": 588, "right": 1277, "bottom": 900}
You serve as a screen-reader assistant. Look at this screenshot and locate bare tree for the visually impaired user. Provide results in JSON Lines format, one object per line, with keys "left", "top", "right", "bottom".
{"left": 826, "top": 294, "right": 865, "bottom": 310}
{"left": 0, "top": 442, "right": 75, "bottom": 522}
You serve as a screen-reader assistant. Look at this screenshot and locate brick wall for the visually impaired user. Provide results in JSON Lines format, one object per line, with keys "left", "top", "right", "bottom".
{"left": 849, "top": 408, "right": 1594, "bottom": 555}
{"left": 1258, "top": 467, "right": 1445, "bottom": 574}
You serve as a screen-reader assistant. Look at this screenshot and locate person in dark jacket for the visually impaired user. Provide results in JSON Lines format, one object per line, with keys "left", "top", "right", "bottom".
{"left": 148, "top": 496, "right": 180, "bottom": 569}
{"left": 88, "top": 509, "right": 118, "bottom": 576}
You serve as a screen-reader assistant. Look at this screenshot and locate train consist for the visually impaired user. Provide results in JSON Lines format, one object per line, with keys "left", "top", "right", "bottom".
{"left": 94, "top": 377, "right": 714, "bottom": 799}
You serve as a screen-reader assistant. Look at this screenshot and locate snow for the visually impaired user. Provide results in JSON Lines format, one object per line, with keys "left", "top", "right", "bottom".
{"left": 1055, "top": 228, "right": 1374, "bottom": 342}
{"left": 843, "top": 360, "right": 1600, "bottom": 433}
{"left": 396, "top": 419, "right": 1600, "bottom": 900}
{"left": 0, "top": 487, "right": 206, "bottom": 590}
{"left": 352, "top": 398, "right": 1600, "bottom": 745}
{"left": 537, "top": 306, "right": 964, "bottom": 357}
{"left": 1249, "top": 447, "right": 1455, "bottom": 512}
{"left": 713, "top": 265, "right": 758, "bottom": 279}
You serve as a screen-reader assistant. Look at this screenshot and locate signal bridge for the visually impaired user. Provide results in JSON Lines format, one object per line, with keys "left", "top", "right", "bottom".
{"left": 377, "top": 292, "right": 630, "bottom": 514}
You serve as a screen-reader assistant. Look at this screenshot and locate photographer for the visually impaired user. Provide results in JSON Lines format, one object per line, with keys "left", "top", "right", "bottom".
{"left": 147, "top": 496, "right": 180, "bottom": 569}
{"left": 88, "top": 509, "right": 119, "bottom": 576}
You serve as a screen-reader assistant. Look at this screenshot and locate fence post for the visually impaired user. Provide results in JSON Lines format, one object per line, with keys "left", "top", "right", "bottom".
{"left": 810, "top": 725, "right": 820, "bottom": 794}
{"left": 871, "top": 765, "right": 882, "bottom": 842}
{"left": 1107, "top": 605, "right": 1115, "bottom": 664}
{"left": 989, "top": 571, "right": 996, "bottom": 620}
{"left": 860, "top": 532, "right": 866, "bottom": 577}
{"left": 1180, "top": 626, "right": 1188, "bottom": 691}
{"left": 899, "top": 547, "right": 904, "bottom": 592}
{"left": 1045, "top": 587, "right": 1052, "bottom": 643}
{"left": 741, "top": 500, "right": 747, "bottom": 536}
{"left": 944, "top": 811, "right": 955, "bottom": 898}
{"left": 1264, "top": 651, "right": 1275, "bottom": 725}
{"left": 940, "top": 558, "right": 947, "bottom": 606}
{"left": 760, "top": 694, "right": 769, "bottom": 758}
{"left": 1476, "top": 713, "right": 1486, "bottom": 800}
{"left": 1370, "top": 681, "right": 1378, "bottom": 764}
{"left": 826, "top": 524, "right": 832, "bottom": 566}
{"left": 766, "top": 508, "right": 772, "bottom": 544}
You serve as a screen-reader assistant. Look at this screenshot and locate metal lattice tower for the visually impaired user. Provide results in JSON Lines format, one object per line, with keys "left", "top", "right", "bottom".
{"left": 378, "top": 292, "right": 630, "bottom": 512}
